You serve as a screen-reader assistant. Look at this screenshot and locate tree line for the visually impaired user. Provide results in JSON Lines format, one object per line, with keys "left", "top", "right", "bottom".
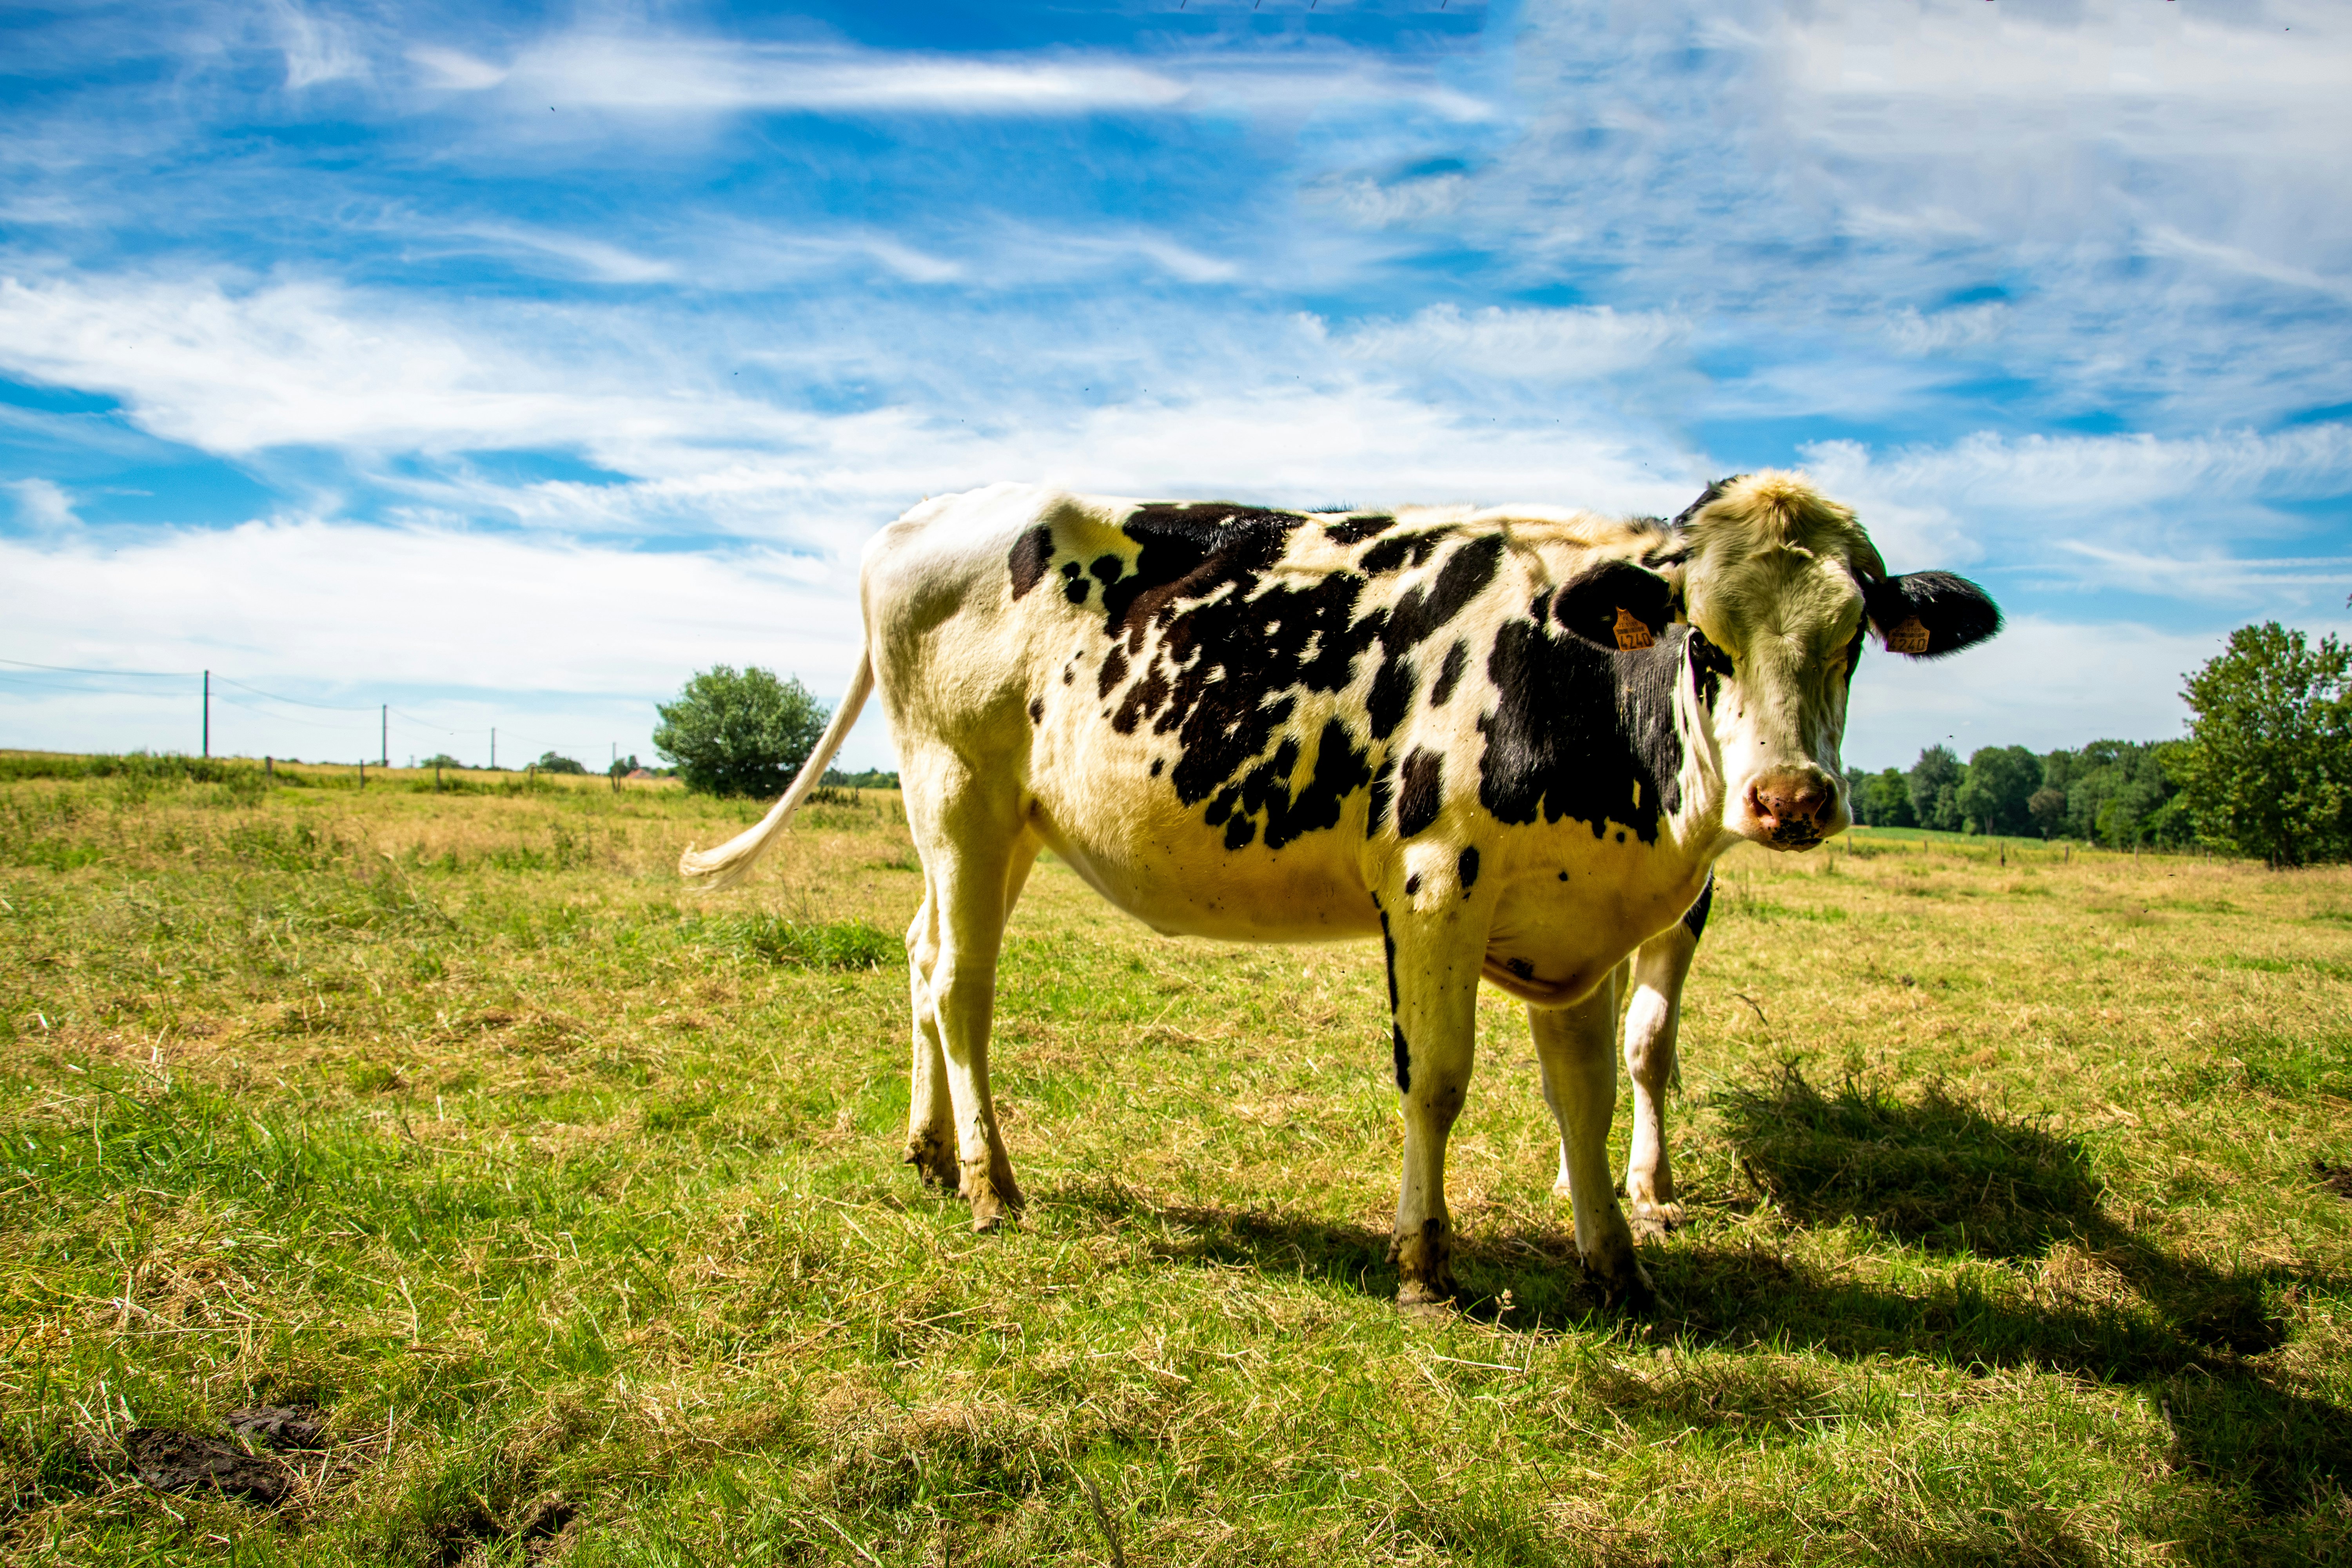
{"left": 1853, "top": 621, "right": 2352, "bottom": 867}
{"left": 651, "top": 620, "right": 2352, "bottom": 870}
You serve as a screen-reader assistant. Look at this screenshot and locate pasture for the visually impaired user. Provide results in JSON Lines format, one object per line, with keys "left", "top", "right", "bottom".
{"left": 0, "top": 755, "right": 2347, "bottom": 1566}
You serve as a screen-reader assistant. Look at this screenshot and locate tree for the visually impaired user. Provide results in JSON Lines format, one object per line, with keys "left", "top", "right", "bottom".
{"left": 2170, "top": 622, "right": 2352, "bottom": 867}
{"left": 421, "top": 752, "right": 465, "bottom": 770}
{"left": 653, "top": 665, "right": 831, "bottom": 798}
{"left": 1853, "top": 767, "right": 1915, "bottom": 827}
{"left": 1908, "top": 746, "right": 1964, "bottom": 831}
{"left": 534, "top": 750, "right": 588, "bottom": 775}
{"left": 608, "top": 753, "right": 641, "bottom": 779}
{"left": 1955, "top": 744, "right": 2039, "bottom": 836}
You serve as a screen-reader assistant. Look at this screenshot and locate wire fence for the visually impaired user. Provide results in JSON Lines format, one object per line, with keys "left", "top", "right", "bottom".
{"left": 0, "top": 656, "right": 652, "bottom": 774}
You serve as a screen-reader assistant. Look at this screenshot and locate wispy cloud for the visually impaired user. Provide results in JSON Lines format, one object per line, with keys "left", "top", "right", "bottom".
{"left": 6, "top": 477, "right": 80, "bottom": 531}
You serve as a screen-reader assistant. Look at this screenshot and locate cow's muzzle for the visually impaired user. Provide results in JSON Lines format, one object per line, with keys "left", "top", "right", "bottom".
{"left": 1742, "top": 770, "right": 1840, "bottom": 850}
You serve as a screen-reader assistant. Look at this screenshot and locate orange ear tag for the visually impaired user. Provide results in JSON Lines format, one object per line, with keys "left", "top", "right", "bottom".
{"left": 1885, "top": 616, "right": 1931, "bottom": 654}
{"left": 1612, "top": 608, "right": 1655, "bottom": 650}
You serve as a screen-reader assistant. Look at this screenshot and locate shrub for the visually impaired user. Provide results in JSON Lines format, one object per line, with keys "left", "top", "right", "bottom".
{"left": 653, "top": 665, "right": 829, "bottom": 798}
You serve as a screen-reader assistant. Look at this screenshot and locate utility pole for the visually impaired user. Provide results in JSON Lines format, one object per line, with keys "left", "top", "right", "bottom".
{"left": 490, "top": 727, "right": 496, "bottom": 771}
{"left": 381, "top": 704, "right": 388, "bottom": 768}
{"left": 202, "top": 670, "right": 210, "bottom": 758}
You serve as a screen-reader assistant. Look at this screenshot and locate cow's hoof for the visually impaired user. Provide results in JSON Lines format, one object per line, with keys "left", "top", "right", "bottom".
{"left": 1396, "top": 1276, "right": 1459, "bottom": 1314}
{"left": 903, "top": 1140, "right": 959, "bottom": 1191}
{"left": 1594, "top": 1260, "right": 1659, "bottom": 1315}
{"left": 1627, "top": 1201, "right": 1684, "bottom": 1243}
{"left": 962, "top": 1168, "right": 1024, "bottom": 1232}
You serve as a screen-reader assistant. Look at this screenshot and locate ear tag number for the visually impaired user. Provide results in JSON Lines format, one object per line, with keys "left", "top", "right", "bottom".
{"left": 1885, "top": 616, "right": 1931, "bottom": 654}
{"left": 1612, "top": 608, "right": 1655, "bottom": 650}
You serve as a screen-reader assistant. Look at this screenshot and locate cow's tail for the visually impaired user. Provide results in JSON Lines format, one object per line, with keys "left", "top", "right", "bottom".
{"left": 677, "top": 648, "right": 877, "bottom": 893}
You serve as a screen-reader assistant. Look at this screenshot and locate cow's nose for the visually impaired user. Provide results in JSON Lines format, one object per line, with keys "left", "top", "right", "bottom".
{"left": 1745, "top": 773, "right": 1835, "bottom": 839}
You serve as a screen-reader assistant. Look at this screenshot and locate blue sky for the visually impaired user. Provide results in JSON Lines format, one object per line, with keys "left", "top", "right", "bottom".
{"left": 3, "top": 0, "right": 2348, "bottom": 774}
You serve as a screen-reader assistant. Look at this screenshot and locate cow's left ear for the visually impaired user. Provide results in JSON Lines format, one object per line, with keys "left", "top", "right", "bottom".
{"left": 1859, "top": 571, "right": 2002, "bottom": 659}
{"left": 1553, "top": 560, "right": 1677, "bottom": 652}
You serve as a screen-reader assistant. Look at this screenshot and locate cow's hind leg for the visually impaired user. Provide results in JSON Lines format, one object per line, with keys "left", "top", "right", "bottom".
{"left": 902, "top": 840, "right": 1040, "bottom": 1194}
{"left": 902, "top": 890, "right": 958, "bottom": 1189}
{"left": 1622, "top": 917, "right": 1699, "bottom": 1241}
{"left": 906, "top": 788, "right": 1031, "bottom": 1230}
{"left": 1532, "top": 972, "right": 1655, "bottom": 1310}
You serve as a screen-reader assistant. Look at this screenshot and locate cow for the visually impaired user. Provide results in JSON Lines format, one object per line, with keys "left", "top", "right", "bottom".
{"left": 680, "top": 472, "right": 1999, "bottom": 1309}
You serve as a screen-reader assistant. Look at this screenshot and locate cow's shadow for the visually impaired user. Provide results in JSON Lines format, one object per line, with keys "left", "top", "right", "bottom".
{"left": 1045, "top": 1063, "right": 2352, "bottom": 1537}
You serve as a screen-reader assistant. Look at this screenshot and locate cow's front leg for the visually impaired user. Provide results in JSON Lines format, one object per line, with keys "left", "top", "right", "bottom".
{"left": 1532, "top": 976, "right": 1655, "bottom": 1310}
{"left": 1379, "top": 895, "right": 1485, "bottom": 1309}
{"left": 1622, "top": 918, "right": 1699, "bottom": 1240}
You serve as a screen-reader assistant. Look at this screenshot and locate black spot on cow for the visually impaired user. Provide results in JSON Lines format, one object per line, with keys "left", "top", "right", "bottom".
{"left": 1225, "top": 812, "right": 1257, "bottom": 850}
{"left": 1062, "top": 664, "right": 1075, "bottom": 686}
{"left": 1359, "top": 527, "right": 1456, "bottom": 576}
{"left": 1557, "top": 869, "right": 1568, "bottom": 881}
{"left": 1091, "top": 554, "right": 1124, "bottom": 585}
{"left": 1688, "top": 628, "right": 1734, "bottom": 707}
{"left": 1616, "top": 829, "right": 1627, "bottom": 843}
{"left": 1368, "top": 655, "right": 1416, "bottom": 740}
{"left": 1150, "top": 756, "right": 1164, "bottom": 777}
{"left": 1505, "top": 956, "right": 1535, "bottom": 981}
{"left": 1093, "top": 503, "right": 1370, "bottom": 814}
{"left": 1397, "top": 748, "right": 1444, "bottom": 838}
{"left": 1028, "top": 698, "right": 1044, "bottom": 724}
{"left": 1061, "top": 560, "right": 1091, "bottom": 604}
{"left": 1457, "top": 844, "right": 1479, "bottom": 890}
{"left": 1008, "top": 525, "right": 1054, "bottom": 599}
{"left": 1322, "top": 513, "right": 1396, "bottom": 546}
{"left": 1405, "top": 873, "right": 1421, "bottom": 896}
{"left": 1430, "top": 639, "right": 1468, "bottom": 706}
{"left": 1682, "top": 873, "right": 1714, "bottom": 938}
{"left": 1392, "top": 1024, "right": 1412, "bottom": 1092}
{"left": 1379, "top": 906, "right": 1399, "bottom": 1012}
{"left": 1098, "top": 644, "right": 1129, "bottom": 699}
{"left": 1477, "top": 616, "right": 1707, "bottom": 844}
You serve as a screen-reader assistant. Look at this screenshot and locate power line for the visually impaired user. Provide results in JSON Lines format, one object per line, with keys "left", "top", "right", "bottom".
{"left": 0, "top": 656, "right": 190, "bottom": 678}
{"left": 213, "top": 675, "right": 381, "bottom": 712}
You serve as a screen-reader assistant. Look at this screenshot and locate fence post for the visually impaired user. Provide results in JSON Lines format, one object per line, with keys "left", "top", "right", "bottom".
{"left": 359, "top": 758, "right": 366, "bottom": 789}
{"left": 265, "top": 755, "right": 273, "bottom": 782}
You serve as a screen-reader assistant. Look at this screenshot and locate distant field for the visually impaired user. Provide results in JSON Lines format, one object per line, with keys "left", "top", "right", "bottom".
{"left": 1, "top": 756, "right": 2347, "bottom": 1565}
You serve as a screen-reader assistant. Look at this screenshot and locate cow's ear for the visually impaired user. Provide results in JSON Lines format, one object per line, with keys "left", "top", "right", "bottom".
{"left": 1553, "top": 560, "right": 1677, "bottom": 652}
{"left": 1860, "top": 571, "right": 2002, "bottom": 658}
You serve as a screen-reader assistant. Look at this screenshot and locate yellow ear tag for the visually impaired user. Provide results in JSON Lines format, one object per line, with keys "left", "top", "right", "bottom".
{"left": 1886, "top": 615, "right": 1931, "bottom": 654}
{"left": 1612, "top": 608, "right": 1655, "bottom": 650}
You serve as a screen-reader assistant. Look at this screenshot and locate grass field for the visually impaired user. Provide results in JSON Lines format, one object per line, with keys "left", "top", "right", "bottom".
{"left": 1, "top": 754, "right": 2348, "bottom": 1565}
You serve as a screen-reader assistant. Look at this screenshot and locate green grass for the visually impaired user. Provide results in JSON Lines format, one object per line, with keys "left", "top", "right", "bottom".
{"left": 0, "top": 759, "right": 2348, "bottom": 1564}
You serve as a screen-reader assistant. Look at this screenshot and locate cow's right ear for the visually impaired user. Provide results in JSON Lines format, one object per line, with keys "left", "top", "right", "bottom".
{"left": 1860, "top": 571, "right": 2002, "bottom": 658}
{"left": 1553, "top": 560, "right": 1677, "bottom": 652}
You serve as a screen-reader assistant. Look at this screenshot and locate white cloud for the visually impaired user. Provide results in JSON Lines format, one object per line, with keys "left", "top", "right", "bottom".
{"left": 6, "top": 477, "right": 78, "bottom": 531}
{"left": 267, "top": 0, "right": 368, "bottom": 90}
{"left": 1883, "top": 302, "right": 2009, "bottom": 356}
{"left": 499, "top": 34, "right": 1191, "bottom": 115}
{"left": 0, "top": 518, "right": 895, "bottom": 771}
{"left": 1305, "top": 171, "right": 1471, "bottom": 228}
{"left": 1318, "top": 303, "right": 1687, "bottom": 381}
{"left": 407, "top": 45, "right": 507, "bottom": 92}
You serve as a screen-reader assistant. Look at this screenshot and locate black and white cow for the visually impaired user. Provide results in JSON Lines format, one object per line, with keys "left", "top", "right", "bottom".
{"left": 682, "top": 473, "right": 1999, "bottom": 1308}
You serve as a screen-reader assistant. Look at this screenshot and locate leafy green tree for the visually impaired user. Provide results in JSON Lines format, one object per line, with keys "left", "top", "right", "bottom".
{"left": 420, "top": 752, "right": 465, "bottom": 770}
{"left": 2170, "top": 622, "right": 2352, "bottom": 867}
{"left": 1908, "top": 746, "right": 1964, "bottom": 831}
{"left": 653, "top": 665, "right": 831, "bottom": 798}
{"left": 1956, "top": 744, "right": 2040, "bottom": 836}
{"left": 608, "top": 753, "right": 641, "bottom": 779}
{"left": 1853, "top": 767, "right": 1914, "bottom": 827}
{"left": 534, "top": 750, "right": 588, "bottom": 775}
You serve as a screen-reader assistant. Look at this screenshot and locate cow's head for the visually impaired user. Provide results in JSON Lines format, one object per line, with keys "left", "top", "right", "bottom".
{"left": 1636, "top": 471, "right": 1999, "bottom": 851}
